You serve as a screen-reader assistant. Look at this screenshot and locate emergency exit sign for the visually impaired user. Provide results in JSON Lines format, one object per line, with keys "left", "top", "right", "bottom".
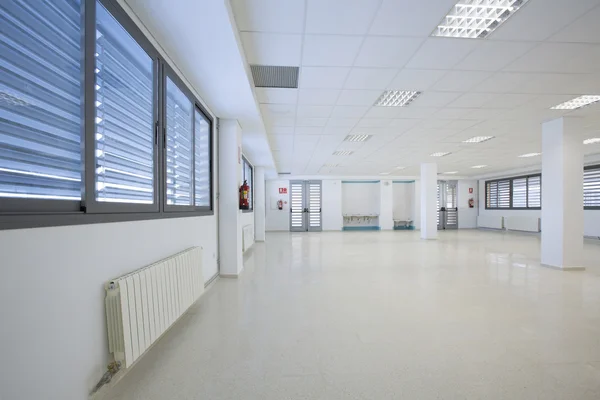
{"left": 279, "top": 188, "right": 287, "bottom": 194}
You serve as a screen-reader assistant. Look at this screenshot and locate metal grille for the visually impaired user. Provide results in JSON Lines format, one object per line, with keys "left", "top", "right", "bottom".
{"left": 290, "top": 182, "right": 304, "bottom": 229}
{"left": 308, "top": 182, "right": 321, "bottom": 228}
{"left": 527, "top": 175, "right": 541, "bottom": 208}
{"left": 250, "top": 65, "right": 299, "bottom": 88}
{"left": 512, "top": 178, "right": 527, "bottom": 208}
{"left": 584, "top": 167, "right": 600, "bottom": 207}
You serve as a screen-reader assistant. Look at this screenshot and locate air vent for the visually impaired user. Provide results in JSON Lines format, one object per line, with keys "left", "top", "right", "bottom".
{"left": 251, "top": 65, "right": 299, "bottom": 88}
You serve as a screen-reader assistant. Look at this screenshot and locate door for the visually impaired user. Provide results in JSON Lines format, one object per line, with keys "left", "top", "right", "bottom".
{"left": 437, "top": 180, "right": 458, "bottom": 230}
{"left": 289, "top": 180, "right": 322, "bottom": 232}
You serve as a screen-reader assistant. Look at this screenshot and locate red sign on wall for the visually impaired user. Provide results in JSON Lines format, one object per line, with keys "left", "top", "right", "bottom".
{"left": 279, "top": 188, "right": 287, "bottom": 194}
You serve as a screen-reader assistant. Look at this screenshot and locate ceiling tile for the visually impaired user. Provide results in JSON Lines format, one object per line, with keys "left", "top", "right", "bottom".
{"left": 504, "top": 43, "right": 600, "bottom": 74}
{"left": 299, "top": 67, "right": 351, "bottom": 89}
{"left": 269, "top": 126, "right": 294, "bottom": 135}
{"left": 446, "top": 93, "right": 497, "bottom": 108}
{"left": 354, "top": 37, "right": 424, "bottom": 68}
{"left": 231, "top": 0, "right": 306, "bottom": 34}
{"left": 395, "top": 107, "right": 439, "bottom": 119}
{"left": 490, "top": 0, "right": 599, "bottom": 42}
{"left": 454, "top": 41, "right": 537, "bottom": 72}
{"left": 411, "top": 92, "right": 461, "bottom": 108}
{"left": 295, "top": 126, "right": 324, "bottom": 135}
{"left": 327, "top": 118, "right": 360, "bottom": 127}
{"left": 240, "top": 32, "right": 302, "bottom": 66}
{"left": 369, "top": 0, "right": 457, "bottom": 37}
{"left": 302, "top": 35, "right": 363, "bottom": 66}
{"left": 260, "top": 103, "right": 296, "bottom": 117}
{"left": 296, "top": 105, "right": 333, "bottom": 118}
{"left": 471, "top": 72, "right": 536, "bottom": 94}
{"left": 362, "top": 107, "right": 401, "bottom": 119}
{"left": 405, "top": 38, "right": 480, "bottom": 70}
{"left": 330, "top": 105, "right": 370, "bottom": 118}
{"left": 550, "top": 6, "right": 600, "bottom": 44}
{"left": 431, "top": 71, "right": 492, "bottom": 92}
{"left": 270, "top": 134, "right": 294, "bottom": 151}
{"left": 296, "top": 117, "right": 328, "bottom": 127}
{"left": 298, "top": 89, "right": 340, "bottom": 105}
{"left": 265, "top": 116, "right": 295, "bottom": 127}
{"left": 388, "top": 69, "right": 447, "bottom": 91}
{"left": 305, "top": 0, "right": 381, "bottom": 35}
{"left": 355, "top": 118, "right": 392, "bottom": 128}
{"left": 343, "top": 68, "right": 398, "bottom": 90}
{"left": 336, "top": 90, "right": 382, "bottom": 106}
{"left": 256, "top": 88, "right": 298, "bottom": 104}
{"left": 322, "top": 126, "right": 354, "bottom": 135}
{"left": 483, "top": 94, "right": 539, "bottom": 109}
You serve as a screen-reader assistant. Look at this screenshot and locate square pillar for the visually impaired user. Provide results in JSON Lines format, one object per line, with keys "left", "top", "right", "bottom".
{"left": 541, "top": 117, "right": 584, "bottom": 270}
{"left": 420, "top": 163, "right": 438, "bottom": 240}
{"left": 218, "top": 120, "right": 243, "bottom": 277}
{"left": 380, "top": 180, "right": 393, "bottom": 230}
{"left": 254, "top": 167, "right": 266, "bottom": 241}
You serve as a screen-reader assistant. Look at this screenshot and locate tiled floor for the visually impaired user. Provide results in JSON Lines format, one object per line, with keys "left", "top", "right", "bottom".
{"left": 102, "top": 230, "right": 600, "bottom": 399}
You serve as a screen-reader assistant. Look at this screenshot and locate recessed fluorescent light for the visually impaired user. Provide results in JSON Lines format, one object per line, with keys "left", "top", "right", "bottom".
{"left": 443, "top": 171, "right": 459, "bottom": 174}
{"left": 333, "top": 150, "right": 353, "bottom": 156}
{"left": 380, "top": 172, "right": 391, "bottom": 175}
{"left": 345, "top": 134, "right": 371, "bottom": 142}
{"left": 430, "top": 152, "right": 451, "bottom": 157}
{"left": 471, "top": 165, "right": 488, "bottom": 169}
{"left": 395, "top": 166, "right": 406, "bottom": 170}
{"left": 551, "top": 95, "right": 600, "bottom": 110}
{"left": 323, "top": 163, "right": 339, "bottom": 167}
{"left": 462, "top": 136, "right": 494, "bottom": 143}
{"left": 584, "top": 138, "right": 600, "bottom": 145}
{"left": 432, "top": 0, "right": 531, "bottom": 39}
{"left": 374, "top": 90, "right": 421, "bottom": 107}
{"left": 518, "top": 152, "right": 541, "bottom": 158}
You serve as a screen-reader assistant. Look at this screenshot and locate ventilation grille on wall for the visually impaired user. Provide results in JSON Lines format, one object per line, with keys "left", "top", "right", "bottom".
{"left": 250, "top": 65, "right": 299, "bottom": 88}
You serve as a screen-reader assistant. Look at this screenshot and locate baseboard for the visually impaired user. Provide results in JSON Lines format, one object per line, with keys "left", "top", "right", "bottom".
{"left": 541, "top": 264, "right": 585, "bottom": 271}
{"left": 342, "top": 226, "right": 381, "bottom": 231}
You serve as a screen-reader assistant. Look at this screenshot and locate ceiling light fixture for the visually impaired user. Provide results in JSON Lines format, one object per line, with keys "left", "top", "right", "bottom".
{"left": 551, "top": 95, "right": 600, "bottom": 110}
{"left": 518, "top": 152, "right": 541, "bottom": 158}
{"left": 374, "top": 90, "right": 421, "bottom": 107}
{"left": 380, "top": 172, "right": 391, "bottom": 175}
{"left": 443, "top": 171, "right": 459, "bottom": 174}
{"left": 430, "top": 152, "right": 451, "bottom": 157}
{"left": 584, "top": 138, "right": 600, "bottom": 145}
{"left": 432, "top": 0, "right": 531, "bottom": 39}
{"left": 395, "top": 166, "right": 406, "bottom": 170}
{"left": 471, "top": 165, "right": 488, "bottom": 169}
{"left": 323, "top": 163, "right": 339, "bottom": 167}
{"left": 333, "top": 150, "right": 353, "bottom": 156}
{"left": 345, "top": 134, "right": 372, "bottom": 142}
{"left": 462, "top": 136, "right": 494, "bottom": 143}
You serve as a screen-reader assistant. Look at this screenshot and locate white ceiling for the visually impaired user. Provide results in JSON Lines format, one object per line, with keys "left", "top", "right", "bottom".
{"left": 231, "top": 0, "right": 600, "bottom": 177}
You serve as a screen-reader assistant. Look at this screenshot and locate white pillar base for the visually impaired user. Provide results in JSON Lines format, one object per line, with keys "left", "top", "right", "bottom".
{"left": 420, "top": 163, "right": 438, "bottom": 240}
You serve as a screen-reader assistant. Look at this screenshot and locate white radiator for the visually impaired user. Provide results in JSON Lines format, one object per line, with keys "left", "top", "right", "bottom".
{"left": 477, "top": 215, "right": 504, "bottom": 230}
{"left": 105, "top": 247, "right": 204, "bottom": 369}
{"left": 505, "top": 216, "right": 541, "bottom": 232}
{"left": 242, "top": 224, "right": 254, "bottom": 252}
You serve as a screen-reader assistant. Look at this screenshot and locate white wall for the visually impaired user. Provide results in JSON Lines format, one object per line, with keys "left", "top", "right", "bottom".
{"left": 0, "top": 216, "right": 217, "bottom": 400}
{"left": 392, "top": 181, "right": 415, "bottom": 221}
{"left": 457, "top": 180, "right": 478, "bottom": 229}
{"left": 477, "top": 180, "right": 600, "bottom": 237}
{"left": 322, "top": 180, "right": 343, "bottom": 231}
{"left": 342, "top": 182, "right": 381, "bottom": 215}
{"left": 240, "top": 211, "right": 255, "bottom": 250}
{"left": 413, "top": 180, "right": 421, "bottom": 230}
{"left": 265, "top": 180, "right": 290, "bottom": 231}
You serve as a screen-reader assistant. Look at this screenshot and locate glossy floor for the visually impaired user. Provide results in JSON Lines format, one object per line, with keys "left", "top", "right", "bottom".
{"left": 102, "top": 230, "right": 600, "bottom": 399}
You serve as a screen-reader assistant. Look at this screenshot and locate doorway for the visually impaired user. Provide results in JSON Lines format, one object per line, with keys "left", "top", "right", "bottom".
{"left": 437, "top": 180, "right": 458, "bottom": 230}
{"left": 290, "top": 180, "right": 322, "bottom": 232}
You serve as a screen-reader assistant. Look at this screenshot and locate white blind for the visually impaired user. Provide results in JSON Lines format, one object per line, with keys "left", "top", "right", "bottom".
{"left": 512, "top": 178, "right": 527, "bottom": 208}
{"left": 584, "top": 167, "right": 600, "bottom": 207}
{"left": 166, "top": 77, "right": 192, "bottom": 205}
{"left": 527, "top": 175, "right": 541, "bottom": 208}
{"left": 95, "top": 1, "right": 154, "bottom": 204}
{"left": 487, "top": 180, "right": 510, "bottom": 208}
{"left": 194, "top": 109, "right": 210, "bottom": 207}
{"left": 0, "top": 0, "right": 82, "bottom": 200}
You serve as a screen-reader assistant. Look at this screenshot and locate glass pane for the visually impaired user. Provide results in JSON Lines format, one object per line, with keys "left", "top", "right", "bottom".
{"left": 95, "top": 1, "right": 154, "bottom": 204}
{"left": 584, "top": 168, "right": 600, "bottom": 207}
{"left": 166, "top": 77, "right": 192, "bottom": 205}
{"left": 512, "top": 178, "right": 527, "bottom": 208}
{"left": 498, "top": 180, "right": 510, "bottom": 208}
{"left": 527, "top": 176, "right": 541, "bottom": 208}
{"left": 194, "top": 109, "right": 210, "bottom": 207}
{"left": 0, "top": 0, "right": 82, "bottom": 200}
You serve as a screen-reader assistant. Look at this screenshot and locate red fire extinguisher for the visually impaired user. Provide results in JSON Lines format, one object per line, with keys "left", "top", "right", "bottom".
{"left": 277, "top": 199, "right": 283, "bottom": 210}
{"left": 468, "top": 198, "right": 474, "bottom": 208}
{"left": 239, "top": 180, "right": 249, "bottom": 210}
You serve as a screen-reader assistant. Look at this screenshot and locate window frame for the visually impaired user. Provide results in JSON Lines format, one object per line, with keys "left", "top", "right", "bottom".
{"left": 241, "top": 156, "right": 253, "bottom": 212}
{"left": 0, "top": 0, "right": 214, "bottom": 230}
{"left": 584, "top": 164, "right": 600, "bottom": 210}
{"left": 485, "top": 173, "right": 542, "bottom": 210}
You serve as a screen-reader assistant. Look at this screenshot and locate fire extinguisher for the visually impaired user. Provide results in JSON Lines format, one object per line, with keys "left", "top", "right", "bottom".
{"left": 468, "top": 198, "right": 474, "bottom": 208}
{"left": 239, "top": 180, "right": 249, "bottom": 210}
{"left": 277, "top": 199, "right": 283, "bottom": 210}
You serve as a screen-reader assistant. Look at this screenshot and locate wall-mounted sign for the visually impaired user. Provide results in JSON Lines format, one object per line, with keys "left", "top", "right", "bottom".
{"left": 469, "top": 188, "right": 473, "bottom": 194}
{"left": 279, "top": 187, "right": 287, "bottom": 194}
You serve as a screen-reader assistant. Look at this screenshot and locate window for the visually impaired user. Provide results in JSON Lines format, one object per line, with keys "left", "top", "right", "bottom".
{"left": 584, "top": 166, "right": 600, "bottom": 209}
{"left": 0, "top": 0, "right": 213, "bottom": 229}
{"left": 95, "top": 1, "right": 155, "bottom": 206}
{"left": 486, "top": 174, "right": 541, "bottom": 209}
{"left": 0, "top": 0, "right": 83, "bottom": 207}
{"left": 242, "top": 156, "right": 253, "bottom": 210}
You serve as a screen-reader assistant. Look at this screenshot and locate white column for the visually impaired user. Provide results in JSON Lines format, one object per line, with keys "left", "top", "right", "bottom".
{"left": 380, "top": 180, "right": 393, "bottom": 230}
{"left": 420, "top": 163, "right": 438, "bottom": 240}
{"left": 254, "top": 167, "right": 266, "bottom": 241}
{"left": 218, "top": 120, "right": 243, "bottom": 277}
{"left": 541, "top": 117, "right": 584, "bottom": 270}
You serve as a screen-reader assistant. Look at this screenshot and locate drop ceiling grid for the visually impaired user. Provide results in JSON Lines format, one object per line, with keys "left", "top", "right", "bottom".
{"left": 232, "top": 0, "right": 600, "bottom": 175}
